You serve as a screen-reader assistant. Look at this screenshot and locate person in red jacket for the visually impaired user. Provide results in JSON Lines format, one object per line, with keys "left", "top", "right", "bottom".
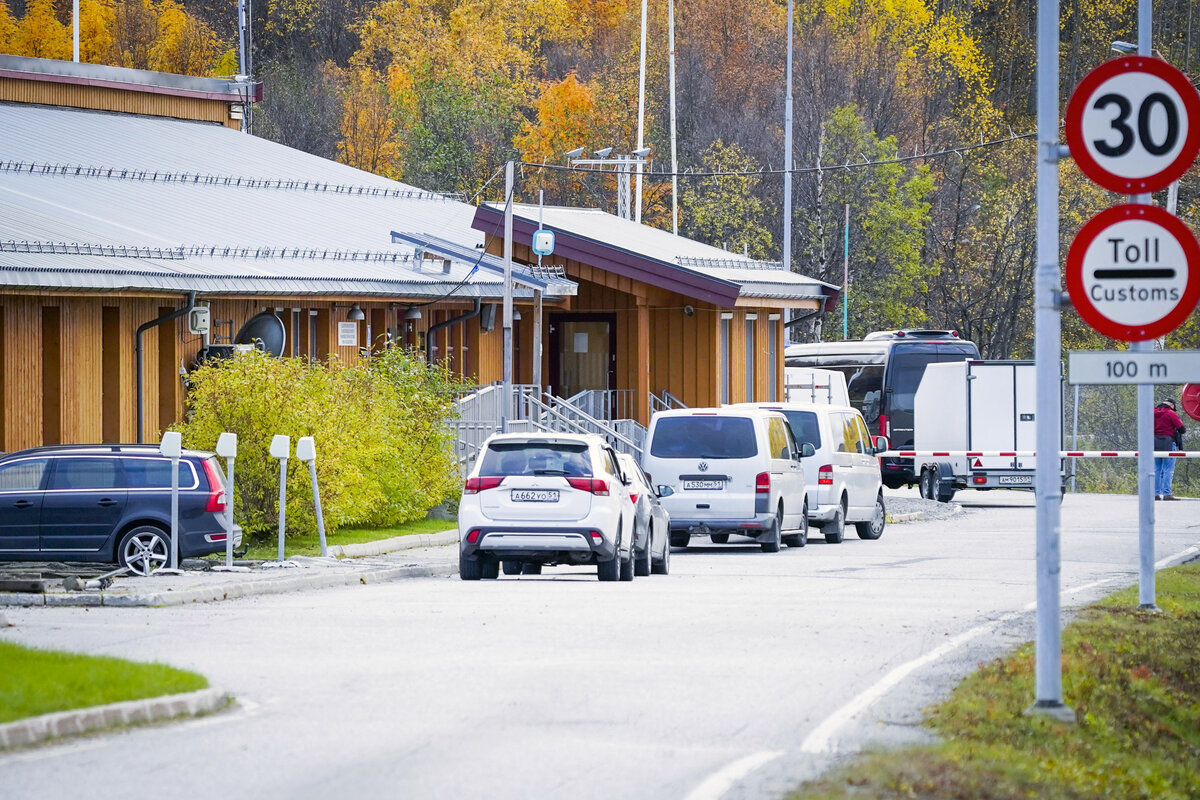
{"left": 1154, "top": 398, "right": 1186, "bottom": 500}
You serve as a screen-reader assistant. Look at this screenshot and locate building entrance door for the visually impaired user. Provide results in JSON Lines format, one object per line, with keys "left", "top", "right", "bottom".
{"left": 549, "top": 314, "right": 616, "bottom": 400}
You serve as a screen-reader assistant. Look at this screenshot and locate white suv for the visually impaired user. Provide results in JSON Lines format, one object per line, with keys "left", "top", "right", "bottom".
{"left": 739, "top": 403, "right": 887, "bottom": 543}
{"left": 642, "top": 408, "right": 811, "bottom": 552}
{"left": 458, "top": 433, "right": 636, "bottom": 581}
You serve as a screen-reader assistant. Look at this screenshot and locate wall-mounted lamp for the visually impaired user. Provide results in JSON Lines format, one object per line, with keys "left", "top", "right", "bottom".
{"left": 347, "top": 303, "right": 366, "bottom": 321}
{"left": 404, "top": 306, "right": 423, "bottom": 321}
{"left": 512, "top": 308, "right": 522, "bottom": 322}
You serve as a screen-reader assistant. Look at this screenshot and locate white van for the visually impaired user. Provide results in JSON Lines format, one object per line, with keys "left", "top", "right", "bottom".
{"left": 737, "top": 403, "right": 887, "bottom": 543}
{"left": 642, "top": 407, "right": 812, "bottom": 552}
{"left": 784, "top": 367, "right": 850, "bottom": 406}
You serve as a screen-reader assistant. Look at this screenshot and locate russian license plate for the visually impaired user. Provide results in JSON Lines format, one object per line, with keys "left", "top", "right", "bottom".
{"left": 998, "top": 475, "right": 1033, "bottom": 485}
{"left": 682, "top": 480, "right": 723, "bottom": 490}
{"left": 511, "top": 489, "right": 559, "bottom": 502}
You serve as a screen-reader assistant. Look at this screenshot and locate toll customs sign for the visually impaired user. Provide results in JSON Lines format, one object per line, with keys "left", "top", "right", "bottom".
{"left": 1066, "top": 204, "right": 1200, "bottom": 341}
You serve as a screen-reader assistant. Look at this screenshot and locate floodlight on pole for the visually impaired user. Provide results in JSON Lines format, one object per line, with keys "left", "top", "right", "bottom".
{"left": 593, "top": 147, "right": 614, "bottom": 158}
{"left": 1111, "top": 40, "right": 1137, "bottom": 54}
{"left": 564, "top": 147, "right": 585, "bottom": 160}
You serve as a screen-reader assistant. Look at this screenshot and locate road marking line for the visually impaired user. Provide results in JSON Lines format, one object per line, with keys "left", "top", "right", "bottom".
{"left": 683, "top": 750, "right": 783, "bottom": 800}
{"left": 800, "top": 541, "right": 1200, "bottom": 755}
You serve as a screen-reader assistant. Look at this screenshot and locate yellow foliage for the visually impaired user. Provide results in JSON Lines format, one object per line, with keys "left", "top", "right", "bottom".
{"left": 79, "top": 0, "right": 116, "bottom": 63}
{"left": 338, "top": 68, "right": 401, "bottom": 178}
{"left": 10, "top": 0, "right": 71, "bottom": 60}
{"left": 148, "top": 0, "right": 220, "bottom": 76}
{"left": 0, "top": 1, "right": 16, "bottom": 51}
{"left": 514, "top": 73, "right": 602, "bottom": 162}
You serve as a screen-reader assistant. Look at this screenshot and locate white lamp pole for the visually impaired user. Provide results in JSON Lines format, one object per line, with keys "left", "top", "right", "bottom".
{"left": 668, "top": 0, "right": 679, "bottom": 234}
{"left": 635, "top": 0, "right": 648, "bottom": 223}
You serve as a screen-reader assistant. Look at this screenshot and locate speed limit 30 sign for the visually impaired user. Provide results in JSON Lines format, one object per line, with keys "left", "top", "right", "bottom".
{"left": 1066, "top": 56, "right": 1200, "bottom": 194}
{"left": 1066, "top": 204, "right": 1200, "bottom": 341}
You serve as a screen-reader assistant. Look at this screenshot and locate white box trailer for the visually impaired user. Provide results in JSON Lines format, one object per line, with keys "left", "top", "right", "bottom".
{"left": 784, "top": 367, "right": 850, "bottom": 406}
{"left": 913, "top": 360, "right": 1042, "bottom": 501}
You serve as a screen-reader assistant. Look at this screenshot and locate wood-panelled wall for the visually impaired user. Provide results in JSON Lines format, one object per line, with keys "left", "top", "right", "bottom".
{"left": 0, "top": 77, "right": 240, "bottom": 128}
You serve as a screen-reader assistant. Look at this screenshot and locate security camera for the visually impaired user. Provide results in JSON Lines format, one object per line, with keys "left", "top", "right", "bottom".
{"left": 683, "top": 305, "right": 695, "bottom": 317}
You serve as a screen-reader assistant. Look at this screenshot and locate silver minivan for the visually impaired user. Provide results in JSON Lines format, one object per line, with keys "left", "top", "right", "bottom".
{"left": 738, "top": 403, "right": 887, "bottom": 543}
{"left": 642, "top": 408, "right": 812, "bottom": 552}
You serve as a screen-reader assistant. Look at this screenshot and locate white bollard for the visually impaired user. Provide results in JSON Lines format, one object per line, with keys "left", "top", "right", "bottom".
{"left": 215, "top": 432, "right": 239, "bottom": 569}
{"left": 296, "top": 436, "right": 327, "bottom": 557}
{"left": 158, "top": 431, "right": 184, "bottom": 575}
{"left": 270, "top": 434, "right": 291, "bottom": 563}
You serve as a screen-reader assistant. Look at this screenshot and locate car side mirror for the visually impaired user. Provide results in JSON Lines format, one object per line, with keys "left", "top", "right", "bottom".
{"left": 871, "top": 435, "right": 890, "bottom": 455}
{"left": 800, "top": 442, "right": 816, "bottom": 458}
{"left": 656, "top": 485, "right": 674, "bottom": 498}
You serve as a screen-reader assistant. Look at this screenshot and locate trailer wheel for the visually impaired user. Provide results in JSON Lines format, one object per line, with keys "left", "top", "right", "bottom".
{"left": 934, "top": 466, "right": 956, "bottom": 503}
{"left": 919, "top": 468, "right": 935, "bottom": 500}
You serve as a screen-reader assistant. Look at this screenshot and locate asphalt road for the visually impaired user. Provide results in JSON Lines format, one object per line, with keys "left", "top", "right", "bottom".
{"left": 2, "top": 491, "right": 1198, "bottom": 800}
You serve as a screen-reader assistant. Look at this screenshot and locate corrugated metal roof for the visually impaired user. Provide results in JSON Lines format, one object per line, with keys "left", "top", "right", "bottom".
{"left": 0, "top": 103, "right": 544, "bottom": 298}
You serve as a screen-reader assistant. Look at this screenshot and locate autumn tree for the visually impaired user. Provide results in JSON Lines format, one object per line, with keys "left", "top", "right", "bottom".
{"left": 0, "top": 1, "right": 16, "bottom": 51}
{"left": 680, "top": 140, "right": 775, "bottom": 259}
{"left": 337, "top": 66, "right": 399, "bottom": 176}
{"left": 10, "top": 0, "right": 71, "bottom": 59}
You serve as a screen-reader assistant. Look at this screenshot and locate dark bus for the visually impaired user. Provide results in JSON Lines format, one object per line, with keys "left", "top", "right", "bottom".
{"left": 784, "top": 329, "right": 980, "bottom": 488}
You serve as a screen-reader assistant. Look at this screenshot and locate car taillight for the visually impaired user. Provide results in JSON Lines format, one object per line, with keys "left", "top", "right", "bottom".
{"left": 818, "top": 464, "right": 833, "bottom": 485}
{"left": 878, "top": 413, "right": 889, "bottom": 438}
{"left": 464, "top": 476, "right": 503, "bottom": 494}
{"left": 202, "top": 459, "right": 226, "bottom": 512}
{"left": 755, "top": 472, "right": 770, "bottom": 494}
{"left": 466, "top": 529, "right": 480, "bottom": 544}
{"left": 567, "top": 477, "right": 609, "bottom": 495}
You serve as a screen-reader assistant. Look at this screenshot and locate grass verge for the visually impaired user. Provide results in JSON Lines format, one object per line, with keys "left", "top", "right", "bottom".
{"left": 0, "top": 640, "right": 208, "bottom": 724}
{"left": 241, "top": 517, "right": 455, "bottom": 560}
{"left": 788, "top": 559, "right": 1200, "bottom": 800}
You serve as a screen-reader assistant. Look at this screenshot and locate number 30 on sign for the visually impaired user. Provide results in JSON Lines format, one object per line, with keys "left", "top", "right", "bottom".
{"left": 1066, "top": 56, "right": 1200, "bottom": 194}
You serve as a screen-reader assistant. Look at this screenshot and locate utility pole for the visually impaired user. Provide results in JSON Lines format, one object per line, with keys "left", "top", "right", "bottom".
{"left": 503, "top": 160, "right": 515, "bottom": 430}
{"left": 635, "top": 0, "right": 648, "bottom": 223}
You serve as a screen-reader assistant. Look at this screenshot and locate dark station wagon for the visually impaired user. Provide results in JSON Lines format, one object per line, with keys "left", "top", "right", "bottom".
{"left": 0, "top": 444, "right": 240, "bottom": 575}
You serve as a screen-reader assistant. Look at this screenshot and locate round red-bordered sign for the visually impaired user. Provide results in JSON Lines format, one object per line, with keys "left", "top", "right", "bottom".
{"left": 1066, "top": 56, "right": 1200, "bottom": 194}
{"left": 1066, "top": 204, "right": 1200, "bottom": 341}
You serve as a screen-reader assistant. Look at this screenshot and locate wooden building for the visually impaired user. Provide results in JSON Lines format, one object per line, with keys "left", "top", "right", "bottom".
{"left": 0, "top": 54, "right": 834, "bottom": 453}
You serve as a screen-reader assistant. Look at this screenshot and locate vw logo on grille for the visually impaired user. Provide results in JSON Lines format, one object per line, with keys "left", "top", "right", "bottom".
{"left": 698, "top": 461, "right": 709, "bottom": 472}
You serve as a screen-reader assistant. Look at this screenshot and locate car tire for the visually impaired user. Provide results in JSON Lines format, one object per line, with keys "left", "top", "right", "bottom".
{"left": 709, "top": 533, "right": 730, "bottom": 544}
{"left": 919, "top": 469, "right": 934, "bottom": 500}
{"left": 480, "top": 556, "right": 500, "bottom": 580}
{"left": 670, "top": 531, "right": 690, "bottom": 549}
{"left": 598, "top": 554, "right": 620, "bottom": 582}
{"left": 459, "top": 552, "right": 483, "bottom": 581}
{"left": 823, "top": 500, "right": 846, "bottom": 544}
{"left": 760, "top": 507, "right": 782, "bottom": 553}
{"left": 783, "top": 500, "right": 809, "bottom": 548}
{"left": 652, "top": 530, "right": 671, "bottom": 575}
{"left": 635, "top": 527, "right": 653, "bottom": 577}
{"left": 856, "top": 493, "right": 886, "bottom": 539}
{"left": 522, "top": 563, "right": 542, "bottom": 575}
{"left": 502, "top": 560, "right": 523, "bottom": 576}
{"left": 118, "top": 525, "right": 170, "bottom": 576}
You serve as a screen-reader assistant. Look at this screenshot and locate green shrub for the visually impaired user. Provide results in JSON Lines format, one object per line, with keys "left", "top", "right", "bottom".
{"left": 174, "top": 348, "right": 463, "bottom": 538}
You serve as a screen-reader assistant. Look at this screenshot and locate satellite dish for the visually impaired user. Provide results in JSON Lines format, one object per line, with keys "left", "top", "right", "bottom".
{"left": 1182, "top": 384, "right": 1200, "bottom": 422}
{"left": 235, "top": 312, "right": 286, "bottom": 357}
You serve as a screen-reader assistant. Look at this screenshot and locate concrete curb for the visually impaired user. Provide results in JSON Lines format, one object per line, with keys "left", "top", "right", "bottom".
{"left": 887, "top": 504, "right": 964, "bottom": 523}
{"left": 0, "top": 687, "right": 230, "bottom": 750}
{"left": 328, "top": 529, "right": 458, "bottom": 558}
{"left": 0, "top": 562, "right": 459, "bottom": 608}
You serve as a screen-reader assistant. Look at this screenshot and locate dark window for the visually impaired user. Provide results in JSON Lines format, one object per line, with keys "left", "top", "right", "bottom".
{"left": 0, "top": 459, "right": 49, "bottom": 491}
{"left": 49, "top": 458, "right": 120, "bottom": 490}
{"left": 781, "top": 411, "right": 821, "bottom": 449}
{"left": 650, "top": 416, "right": 758, "bottom": 459}
{"left": 120, "top": 458, "right": 197, "bottom": 489}
{"left": 479, "top": 442, "right": 592, "bottom": 477}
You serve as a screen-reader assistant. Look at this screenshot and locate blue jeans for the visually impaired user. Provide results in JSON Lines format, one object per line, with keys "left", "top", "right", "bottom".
{"left": 1155, "top": 457, "right": 1177, "bottom": 496}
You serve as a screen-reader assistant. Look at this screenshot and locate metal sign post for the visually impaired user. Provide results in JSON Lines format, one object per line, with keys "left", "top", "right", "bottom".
{"left": 158, "top": 432, "right": 184, "bottom": 576}
{"left": 296, "top": 436, "right": 327, "bottom": 558}
{"left": 1030, "top": 0, "right": 1072, "bottom": 722}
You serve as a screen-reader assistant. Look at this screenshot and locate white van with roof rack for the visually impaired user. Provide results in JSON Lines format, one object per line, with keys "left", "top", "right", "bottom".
{"left": 641, "top": 407, "right": 812, "bottom": 552}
